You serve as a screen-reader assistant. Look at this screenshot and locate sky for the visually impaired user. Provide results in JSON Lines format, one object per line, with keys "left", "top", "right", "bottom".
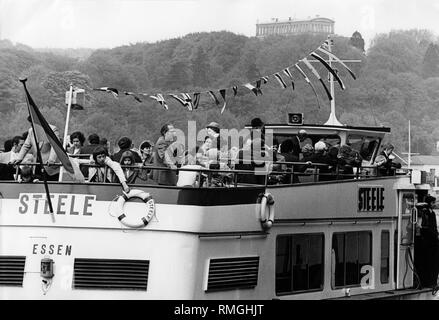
{"left": 1, "top": 0, "right": 439, "bottom": 49}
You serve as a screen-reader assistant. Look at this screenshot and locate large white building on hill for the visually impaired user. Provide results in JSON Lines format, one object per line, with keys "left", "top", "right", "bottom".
{"left": 256, "top": 15, "right": 334, "bottom": 38}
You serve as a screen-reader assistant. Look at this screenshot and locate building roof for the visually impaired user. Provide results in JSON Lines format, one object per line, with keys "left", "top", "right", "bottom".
{"left": 257, "top": 16, "right": 334, "bottom": 25}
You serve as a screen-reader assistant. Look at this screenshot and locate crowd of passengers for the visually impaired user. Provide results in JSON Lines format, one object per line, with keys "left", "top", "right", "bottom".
{"left": 0, "top": 117, "right": 402, "bottom": 188}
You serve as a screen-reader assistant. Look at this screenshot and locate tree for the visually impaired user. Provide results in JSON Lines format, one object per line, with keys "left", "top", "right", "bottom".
{"left": 349, "top": 31, "right": 365, "bottom": 53}
{"left": 191, "top": 47, "right": 210, "bottom": 87}
{"left": 422, "top": 43, "right": 439, "bottom": 78}
{"left": 164, "top": 60, "right": 189, "bottom": 90}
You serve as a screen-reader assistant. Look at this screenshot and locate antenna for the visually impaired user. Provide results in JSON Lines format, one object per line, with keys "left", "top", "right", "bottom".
{"left": 309, "top": 35, "right": 362, "bottom": 126}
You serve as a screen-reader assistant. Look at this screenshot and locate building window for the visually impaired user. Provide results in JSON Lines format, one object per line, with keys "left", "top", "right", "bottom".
{"left": 276, "top": 233, "right": 324, "bottom": 295}
{"left": 381, "top": 231, "right": 390, "bottom": 284}
{"left": 332, "top": 231, "right": 372, "bottom": 288}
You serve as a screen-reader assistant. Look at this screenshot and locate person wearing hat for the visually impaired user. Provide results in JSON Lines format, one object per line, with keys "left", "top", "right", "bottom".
{"left": 415, "top": 195, "right": 439, "bottom": 289}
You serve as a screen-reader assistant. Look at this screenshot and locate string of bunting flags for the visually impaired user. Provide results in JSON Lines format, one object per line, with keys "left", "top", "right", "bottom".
{"left": 92, "top": 40, "right": 356, "bottom": 114}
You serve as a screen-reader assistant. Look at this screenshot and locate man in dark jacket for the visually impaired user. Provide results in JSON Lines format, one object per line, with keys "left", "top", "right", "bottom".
{"left": 80, "top": 134, "right": 101, "bottom": 155}
{"left": 415, "top": 195, "right": 439, "bottom": 288}
{"left": 112, "top": 137, "right": 142, "bottom": 163}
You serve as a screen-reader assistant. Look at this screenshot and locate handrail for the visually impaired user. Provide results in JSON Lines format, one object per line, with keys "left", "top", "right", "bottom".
{"left": 2, "top": 160, "right": 411, "bottom": 187}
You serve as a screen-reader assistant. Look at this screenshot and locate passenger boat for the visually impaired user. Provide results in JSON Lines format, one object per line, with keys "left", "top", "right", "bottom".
{"left": 1, "top": 111, "right": 438, "bottom": 300}
{"left": 1, "top": 44, "right": 438, "bottom": 301}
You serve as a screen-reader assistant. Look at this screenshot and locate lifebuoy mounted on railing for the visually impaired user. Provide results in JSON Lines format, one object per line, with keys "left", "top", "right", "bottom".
{"left": 257, "top": 193, "right": 275, "bottom": 230}
{"left": 114, "top": 189, "right": 155, "bottom": 228}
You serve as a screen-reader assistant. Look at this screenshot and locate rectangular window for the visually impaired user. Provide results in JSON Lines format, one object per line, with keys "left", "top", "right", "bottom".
{"left": 276, "top": 233, "right": 324, "bottom": 295}
{"left": 347, "top": 135, "right": 381, "bottom": 161}
{"left": 381, "top": 231, "right": 390, "bottom": 284}
{"left": 332, "top": 231, "right": 372, "bottom": 288}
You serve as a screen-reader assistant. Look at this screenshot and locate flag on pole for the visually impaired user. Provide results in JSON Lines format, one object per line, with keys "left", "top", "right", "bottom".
{"left": 20, "top": 79, "right": 75, "bottom": 174}
{"left": 93, "top": 87, "right": 119, "bottom": 98}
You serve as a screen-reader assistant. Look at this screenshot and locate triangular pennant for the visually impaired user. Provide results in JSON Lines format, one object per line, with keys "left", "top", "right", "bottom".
{"left": 208, "top": 91, "right": 220, "bottom": 105}
{"left": 301, "top": 58, "right": 332, "bottom": 101}
{"left": 283, "top": 68, "right": 295, "bottom": 90}
{"left": 295, "top": 64, "right": 321, "bottom": 109}
{"left": 93, "top": 87, "right": 119, "bottom": 98}
{"left": 219, "top": 89, "right": 227, "bottom": 114}
{"left": 274, "top": 73, "right": 287, "bottom": 89}
{"left": 255, "top": 80, "right": 263, "bottom": 95}
{"left": 170, "top": 93, "right": 189, "bottom": 109}
{"left": 124, "top": 91, "right": 142, "bottom": 102}
{"left": 193, "top": 92, "right": 201, "bottom": 109}
{"left": 244, "top": 83, "right": 259, "bottom": 96}
{"left": 309, "top": 52, "right": 346, "bottom": 90}
{"left": 317, "top": 47, "right": 357, "bottom": 79}
{"left": 150, "top": 94, "right": 168, "bottom": 110}
{"left": 181, "top": 93, "right": 194, "bottom": 111}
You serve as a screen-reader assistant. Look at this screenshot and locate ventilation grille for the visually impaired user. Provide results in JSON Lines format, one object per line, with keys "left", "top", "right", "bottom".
{"left": 206, "top": 256, "right": 259, "bottom": 292}
{"left": 73, "top": 258, "right": 149, "bottom": 290}
{"left": 0, "top": 256, "right": 26, "bottom": 287}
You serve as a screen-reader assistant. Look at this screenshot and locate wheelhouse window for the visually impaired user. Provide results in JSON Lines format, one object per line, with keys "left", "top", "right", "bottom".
{"left": 274, "top": 134, "right": 341, "bottom": 149}
{"left": 381, "top": 231, "right": 390, "bottom": 284}
{"left": 276, "top": 233, "right": 324, "bottom": 295}
{"left": 332, "top": 231, "right": 372, "bottom": 288}
{"left": 347, "top": 135, "right": 381, "bottom": 162}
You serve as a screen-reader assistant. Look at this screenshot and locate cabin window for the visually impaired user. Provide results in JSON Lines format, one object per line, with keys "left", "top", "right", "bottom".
{"left": 332, "top": 231, "right": 372, "bottom": 288}
{"left": 347, "top": 135, "right": 381, "bottom": 161}
{"left": 274, "top": 134, "right": 341, "bottom": 149}
{"left": 381, "top": 231, "right": 390, "bottom": 284}
{"left": 275, "top": 233, "right": 324, "bottom": 295}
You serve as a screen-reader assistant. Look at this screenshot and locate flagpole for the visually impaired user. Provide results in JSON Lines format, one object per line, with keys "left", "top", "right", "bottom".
{"left": 59, "top": 84, "right": 74, "bottom": 182}
{"left": 408, "top": 120, "right": 411, "bottom": 169}
{"left": 19, "top": 78, "right": 55, "bottom": 222}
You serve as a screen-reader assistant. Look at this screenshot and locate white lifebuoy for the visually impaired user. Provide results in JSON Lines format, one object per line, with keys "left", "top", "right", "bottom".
{"left": 115, "top": 189, "right": 155, "bottom": 228}
{"left": 257, "top": 193, "right": 275, "bottom": 229}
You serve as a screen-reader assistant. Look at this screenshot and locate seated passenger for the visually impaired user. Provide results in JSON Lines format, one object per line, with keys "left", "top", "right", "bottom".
{"left": 18, "top": 165, "right": 39, "bottom": 183}
{"left": 374, "top": 143, "right": 402, "bottom": 176}
{"left": 312, "top": 141, "right": 331, "bottom": 181}
{"left": 337, "top": 145, "right": 362, "bottom": 179}
{"left": 86, "top": 146, "right": 130, "bottom": 193}
{"left": 119, "top": 150, "right": 140, "bottom": 184}
{"left": 68, "top": 131, "right": 85, "bottom": 155}
{"left": 278, "top": 139, "right": 300, "bottom": 184}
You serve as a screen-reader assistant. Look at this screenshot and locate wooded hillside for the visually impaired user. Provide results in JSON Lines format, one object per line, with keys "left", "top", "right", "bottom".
{"left": 0, "top": 29, "right": 438, "bottom": 154}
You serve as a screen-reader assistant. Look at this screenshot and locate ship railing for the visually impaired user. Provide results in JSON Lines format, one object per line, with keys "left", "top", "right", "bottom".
{"left": 4, "top": 158, "right": 412, "bottom": 187}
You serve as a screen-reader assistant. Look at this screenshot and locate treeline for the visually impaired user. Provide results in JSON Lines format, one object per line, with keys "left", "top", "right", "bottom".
{"left": 0, "top": 29, "right": 439, "bottom": 154}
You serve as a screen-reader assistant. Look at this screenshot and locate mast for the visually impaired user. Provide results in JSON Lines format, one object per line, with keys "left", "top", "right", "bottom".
{"left": 324, "top": 35, "right": 343, "bottom": 126}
